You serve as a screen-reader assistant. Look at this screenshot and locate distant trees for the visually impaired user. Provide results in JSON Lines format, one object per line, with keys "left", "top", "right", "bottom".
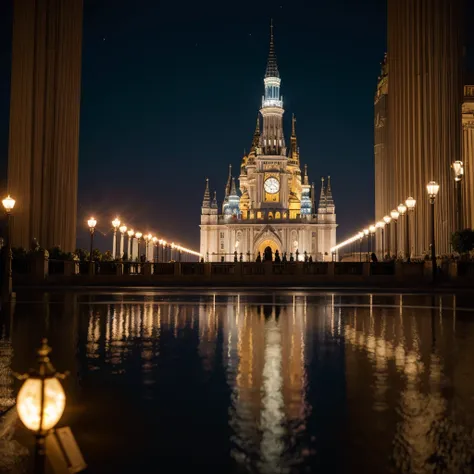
{"left": 451, "top": 229, "right": 474, "bottom": 255}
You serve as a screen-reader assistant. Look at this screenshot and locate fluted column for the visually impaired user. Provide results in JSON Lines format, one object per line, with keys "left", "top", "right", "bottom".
{"left": 462, "top": 84, "right": 474, "bottom": 229}
{"left": 387, "top": 0, "right": 464, "bottom": 255}
{"left": 7, "top": 0, "right": 83, "bottom": 251}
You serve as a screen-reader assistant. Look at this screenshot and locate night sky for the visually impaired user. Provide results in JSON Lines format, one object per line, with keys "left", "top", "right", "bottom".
{"left": 0, "top": 0, "right": 472, "bottom": 252}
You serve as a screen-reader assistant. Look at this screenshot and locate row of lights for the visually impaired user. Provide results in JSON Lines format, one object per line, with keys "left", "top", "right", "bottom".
{"left": 86, "top": 216, "right": 202, "bottom": 259}
{"left": 331, "top": 181, "right": 440, "bottom": 256}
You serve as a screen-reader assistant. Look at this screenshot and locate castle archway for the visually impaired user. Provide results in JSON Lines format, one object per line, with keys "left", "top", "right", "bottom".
{"left": 255, "top": 239, "right": 280, "bottom": 261}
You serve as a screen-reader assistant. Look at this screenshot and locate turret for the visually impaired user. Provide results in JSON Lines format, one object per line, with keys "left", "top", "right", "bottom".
{"left": 318, "top": 177, "right": 327, "bottom": 214}
{"left": 201, "top": 178, "right": 211, "bottom": 214}
{"left": 300, "top": 164, "right": 312, "bottom": 216}
{"left": 226, "top": 177, "right": 241, "bottom": 218}
{"left": 289, "top": 114, "right": 299, "bottom": 164}
{"left": 325, "top": 176, "right": 335, "bottom": 214}
{"left": 222, "top": 164, "right": 232, "bottom": 214}
{"left": 201, "top": 179, "right": 217, "bottom": 225}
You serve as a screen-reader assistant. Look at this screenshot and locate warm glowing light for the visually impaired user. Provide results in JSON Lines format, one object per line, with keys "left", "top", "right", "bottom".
{"left": 87, "top": 217, "right": 97, "bottom": 229}
{"left": 452, "top": 161, "right": 464, "bottom": 181}
{"left": 147, "top": 233, "right": 152, "bottom": 241}
{"left": 363, "top": 228, "right": 369, "bottom": 236}
{"left": 397, "top": 203, "right": 407, "bottom": 215}
{"left": 2, "top": 195, "right": 16, "bottom": 212}
{"left": 369, "top": 225, "right": 376, "bottom": 234}
{"left": 376, "top": 221, "right": 385, "bottom": 228}
{"left": 426, "top": 181, "right": 440, "bottom": 199}
{"left": 171, "top": 242, "right": 175, "bottom": 249}
{"left": 358, "top": 232, "right": 364, "bottom": 239}
{"left": 17, "top": 377, "right": 65, "bottom": 432}
{"left": 143, "top": 234, "right": 150, "bottom": 242}
{"left": 119, "top": 225, "right": 127, "bottom": 234}
{"left": 158, "top": 239, "right": 163, "bottom": 245}
{"left": 127, "top": 229, "right": 134, "bottom": 237}
{"left": 135, "top": 232, "right": 143, "bottom": 239}
{"left": 390, "top": 209, "right": 399, "bottom": 220}
{"left": 383, "top": 215, "right": 391, "bottom": 224}
{"left": 152, "top": 237, "right": 158, "bottom": 244}
{"left": 112, "top": 217, "right": 121, "bottom": 229}
{"left": 405, "top": 197, "right": 416, "bottom": 210}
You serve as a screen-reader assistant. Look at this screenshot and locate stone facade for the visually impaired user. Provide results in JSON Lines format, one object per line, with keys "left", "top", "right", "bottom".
{"left": 200, "top": 24, "right": 337, "bottom": 262}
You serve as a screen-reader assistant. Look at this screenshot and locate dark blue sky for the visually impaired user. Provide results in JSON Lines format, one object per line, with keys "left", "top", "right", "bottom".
{"left": 0, "top": 0, "right": 471, "bottom": 252}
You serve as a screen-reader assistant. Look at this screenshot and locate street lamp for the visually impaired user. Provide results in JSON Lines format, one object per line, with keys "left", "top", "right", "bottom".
{"left": 119, "top": 225, "right": 127, "bottom": 259}
{"left": 135, "top": 232, "right": 142, "bottom": 261}
{"left": 2, "top": 195, "right": 15, "bottom": 301}
{"left": 363, "top": 228, "right": 369, "bottom": 261}
{"left": 16, "top": 339, "right": 67, "bottom": 474}
{"left": 390, "top": 209, "right": 399, "bottom": 258}
{"left": 162, "top": 240, "right": 167, "bottom": 262}
{"left": 127, "top": 229, "right": 134, "bottom": 260}
{"left": 112, "top": 218, "right": 121, "bottom": 259}
{"left": 383, "top": 215, "right": 391, "bottom": 257}
{"left": 87, "top": 217, "right": 97, "bottom": 266}
{"left": 452, "top": 160, "right": 464, "bottom": 231}
{"left": 397, "top": 203, "right": 407, "bottom": 259}
{"left": 146, "top": 234, "right": 152, "bottom": 261}
{"left": 369, "top": 225, "right": 376, "bottom": 258}
{"left": 152, "top": 236, "right": 158, "bottom": 262}
{"left": 358, "top": 231, "right": 364, "bottom": 263}
{"left": 427, "top": 181, "right": 440, "bottom": 282}
{"left": 405, "top": 197, "right": 416, "bottom": 262}
{"left": 376, "top": 221, "right": 386, "bottom": 259}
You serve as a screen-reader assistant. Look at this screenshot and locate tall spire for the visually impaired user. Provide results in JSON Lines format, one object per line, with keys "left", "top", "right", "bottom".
{"left": 230, "top": 177, "right": 237, "bottom": 196}
{"left": 326, "top": 176, "right": 334, "bottom": 206}
{"left": 290, "top": 114, "right": 299, "bottom": 161}
{"left": 311, "top": 182, "right": 315, "bottom": 209}
{"left": 224, "top": 164, "right": 232, "bottom": 198}
{"left": 292, "top": 113, "right": 296, "bottom": 136}
{"left": 303, "top": 164, "right": 309, "bottom": 185}
{"left": 211, "top": 191, "right": 218, "bottom": 209}
{"left": 318, "top": 177, "right": 327, "bottom": 213}
{"left": 265, "top": 19, "right": 279, "bottom": 78}
{"left": 202, "top": 178, "right": 210, "bottom": 208}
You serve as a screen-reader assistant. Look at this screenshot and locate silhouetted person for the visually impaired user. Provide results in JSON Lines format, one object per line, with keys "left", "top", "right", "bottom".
{"left": 234, "top": 250, "right": 238, "bottom": 262}
{"left": 239, "top": 253, "right": 243, "bottom": 262}
{"left": 371, "top": 252, "right": 378, "bottom": 263}
{"left": 309, "top": 255, "right": 313, "bottom": 263}
{"left": 295, "top": 250, "right": 300, "bottom": 261}
{"left": 274, "top": 250, "right": 281, "bottom": 263}
{"left": 256, "top": 252, "right": 262, "bottom": 263}
{"left": 282, "top": 252, "right": 287, "bottom": 263}
{"left": 290, "top": 253, "right": 294, "bottom": 262}
{"left": 304, "top": 251, "right": 308, "bottom": 262}
{"left": 264, "top": 247, "right": 272, "bottom": 262}
{"left": 200, "top": 257, "right": 204, "bottom": 263}
{"left": 221, "top": 256, "right": 225, "bottom": 262}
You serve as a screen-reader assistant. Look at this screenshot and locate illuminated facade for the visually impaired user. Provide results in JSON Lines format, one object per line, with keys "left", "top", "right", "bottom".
{"left": 200, "top": 25, "right": 337, "bottom": 262}
{"left": 374, "top": 0, "right": 464, "bottom": 256}
{"left": 462, "top": 79, "right": 474, "bottom": 229}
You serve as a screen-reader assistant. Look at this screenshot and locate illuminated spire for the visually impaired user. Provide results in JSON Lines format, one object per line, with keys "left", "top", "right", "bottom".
{"left": 224, "top": 164, "right": 232, "bottom": 198}
{"left": 211, "top": 191, "right": 218, "bottom": 209}
{"left": 326, "top": 176, "right": 334, "bottom": 206}
{"left": 292, "top": 113, "right": 296, "bottom": 136}
{"left": 318, "top": 177, "right": 327, "bottom": 213}
{"left": 290, "top": 114, "right": 298, "bottom": 161}
{"left": 230, "top": 177, "right": 237, "bottom": 196}
{"left": 202, "top": 178, "right": 210, "bottom": 208}
{"left": 252, "top": 115, "right": 260, "bottom": 149}
{"left": 265, "top": 19, "right": 279, "bottom": 78}
{"left": 311, "top": 182, "right": 315, "bottom": 209}
{"left": 303, "top": 164, "right": 309, "bottom": 185}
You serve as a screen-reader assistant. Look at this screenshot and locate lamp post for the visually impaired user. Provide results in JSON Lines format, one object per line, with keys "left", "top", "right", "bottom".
{"left": 358, "top": 231, "right": 364, "bottom": 262}
{"left": 16, "top": 339, "right": 67, "bottom": 474}
{"left": 363, "top": 228, "right": 369, "bottom": 261}
{"left": 376, "top": 221, "right": 385, "bottom": 260}
{"left": 2, "top": 195, "right": 15, "bottom": 301}
{"left": 369, "top": 225, "right": 376, "bottom": 259}
{"left": 162, "top": 240, "right": 167, "bottom": 262}
{"left": 383, "top": 215, "right": 391, "bottom": 257}
{"left": 427, "top": 181, "right": 440, "bottom": 282}
{"left": 87, "top": 217, "right": 97, "bottom": 266}
{"left": 152, "top": 237, "right": 158, "bottom": 262}
{"left": 143, "top": 234, "right": 150, "bottom": 261}
{"left": 135, "top": 232, "right": 142, "bottom": 261}
{"left": 397, "top": 203, "right": 407, "bottom": 259}
{"left": 146, "top": 234, "right": 152, "bottom": 261}
{"left": 119, "top": 225, "right": 127, "bottom": 259}
{"left": 452, "top": 160, "right": 464, "bottom": 231}
{"left": 127, "top": 229, "right": 134, "bottom": 260}
{"left": 405, "top": 197, "right": 416, "bottom": 262}
{"left": 390, "top": 209, "right": 399, "bottom": 258}
{"left": 112, "top": 218, "right": 121, "bottom": 259}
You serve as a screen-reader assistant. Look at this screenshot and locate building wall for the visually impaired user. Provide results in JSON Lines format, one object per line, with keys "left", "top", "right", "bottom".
{"left": 7, "top": 0, "right": 83, "bottom": 251}
{"left": 462, "top": 84, "right": 474, "bottom": 229}
{"left": 386, "top": 0, "right": 464, "bottom": 256}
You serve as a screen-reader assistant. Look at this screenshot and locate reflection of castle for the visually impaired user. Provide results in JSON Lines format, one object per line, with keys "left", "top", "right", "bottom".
{"left": 200, "top": 23, "right": 336, "bottom": 262}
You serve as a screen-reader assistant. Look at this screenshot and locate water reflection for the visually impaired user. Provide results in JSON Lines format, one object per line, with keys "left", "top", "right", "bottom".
{"left": 3, "top": 293, "right": 474, "bottom": 473}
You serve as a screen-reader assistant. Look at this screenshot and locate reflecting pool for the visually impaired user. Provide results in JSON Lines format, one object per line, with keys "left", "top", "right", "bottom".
{"left": 1, "top": 291, "right": 474, "bottom": 473}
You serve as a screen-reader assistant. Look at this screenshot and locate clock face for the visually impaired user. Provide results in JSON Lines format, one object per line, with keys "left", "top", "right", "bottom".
{"left": 264, "top": 177, "right": 280, "bottom": 194}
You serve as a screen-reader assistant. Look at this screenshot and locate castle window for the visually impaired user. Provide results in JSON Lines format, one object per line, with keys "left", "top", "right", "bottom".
{"left": 275, "top": 212, "right": 281, "bottom": 219}
{"left": 268, "top": 212, "right": 273, "bottom": 220}
{"left": 220, "top": 232, "right": 224, "bottom": 239}
{"left": 220, "top": 242, "right": 224, "bottom": 250}
{"left": 257, "top": 211, "right": 262, "bottom": 219}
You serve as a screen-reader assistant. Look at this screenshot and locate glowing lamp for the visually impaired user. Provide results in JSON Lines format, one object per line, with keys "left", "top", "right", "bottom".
{"left": 135, "top": 232, "right": 142, "bottom": 239}
{"left": 16, "top": 339, "right": 66, "bottom": 434}
{"left": 390, "top": 209, "right": 399, "bottom": 221}
{"left": 2, "top": 195, "right": 16, "bottom": 213}
{"left": 363, "top": 228, "right": 369, "bottom": 236}
{"left": 405, "top": 197, "right": 416, "bottom": 210}
{"left": 397, "top": 203, "right": 407, "bottom": 215}
{"left": 452, "top": 161, "right": 464, "bottom": 181}
{"left": 426, "top": 181, "right": 440, "bottom": 199}
{"left": 383, "top": 215, "right": 391, "bottom": 224}
{"left": 369, "top": 225, "right": 376, "bottom": 234}
{"left": 87, "top": 217, "right": 97, "bottom": 230}
{"left": 127, "top": 229, "right": 134, "bottom": 238}
{"left": 358, "top": 232, "right": 364, "bottom": 239}
{"left": 152, "top": 237, "right": 158, "bottom": 244}
{"left": 119, "top": 225, "right": 127, "bottom": 234}
{"left": 112, "top": 217, "right": 121, "bottom": 229}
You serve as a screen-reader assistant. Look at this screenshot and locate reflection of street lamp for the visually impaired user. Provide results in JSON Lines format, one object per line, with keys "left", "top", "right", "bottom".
{"left": 390, "top": 209, "right": 399, "bottom": 258}
{"left": 397, "top": 203, "right": 407, "bottom": 259}
{"left": 2, "top": 195, "right": 15, "bottom": 301}
{"left": 427, "top": 181, "right": 440, "bottom": 282}
{"left": 405, "top": 197, "right": 416, "bottom": 262}
{"left": 383, "top": 215, "right": 392, "bottom": 257}
{"left": 127, "top": 229, "right": 134, "bottom": 260}
{"left": 119, "top": 225, "right": 127, "bottom": 259}
{"left": 452, "top": 160, "right": 464, "bottom": 231}
{"left": 87, "top": 217, "right": 97, "bottom": 264}
{"left": 112, "top": 217, "right": 121, "bottom": 259}
{"left": 16, "top": 339, "right": 67, "bottom": 474}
